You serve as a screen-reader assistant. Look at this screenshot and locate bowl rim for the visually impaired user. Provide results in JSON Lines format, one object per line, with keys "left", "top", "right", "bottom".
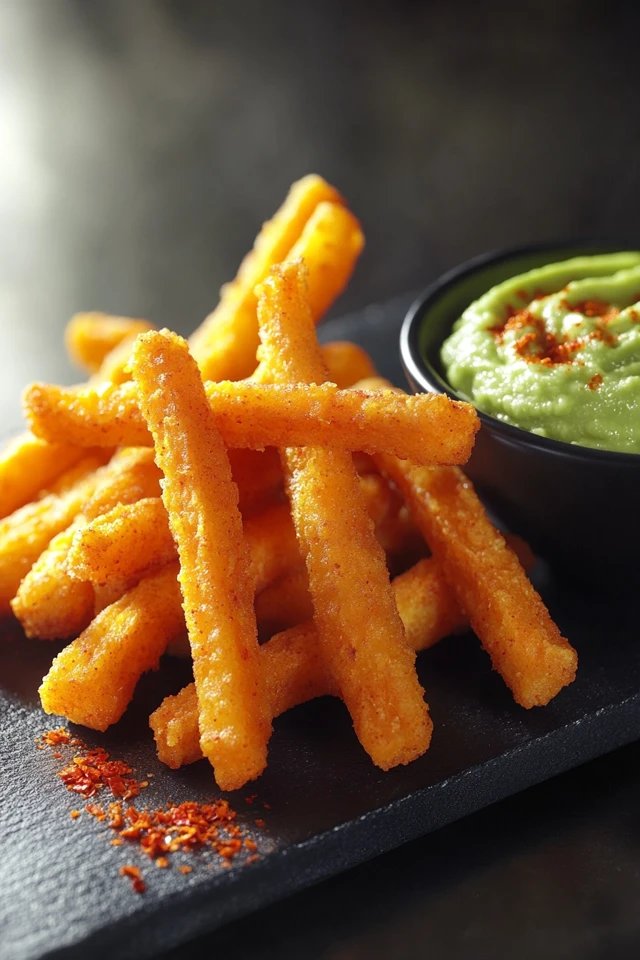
{"left": 400, "top": 240, "right": 640, "bottom": 465}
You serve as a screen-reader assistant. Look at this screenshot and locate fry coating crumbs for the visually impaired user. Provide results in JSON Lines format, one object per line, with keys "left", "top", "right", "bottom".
{"left": 178, "top": 866, "right": 192, "bottom": 875}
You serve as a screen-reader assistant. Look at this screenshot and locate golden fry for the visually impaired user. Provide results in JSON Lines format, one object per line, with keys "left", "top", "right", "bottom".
{"left": 69, "top": 471, "right": 409, "bottom": 595}
{"left": 152, "top": 556, "right": 466, "bottom": 768}
{"left": 11, "top": 519, "right": 94, "bottom": 639}
{"left": 189, "top": 175, "right": 344, "bottom": 381}
{"left": 255, "top": 566, "right": 313, "bottom": 635}
{"left": 131, "top": 330, "right": 271, "bottom": 791}
{"left": 284, "top": 202, "right": 364, "bottom": 320}
{"left": 228, "top": 447, "right": 283, "bottom": 517}
{"left": 256, "top": 260, "right": 432, "bottom": 770}
{"left": 0, "top": 453, "right": 108, "bottom": 615}
{"left": 24, "top": 378, "right": 478, "bottom": 466}
{"left": 65, "top": 313, "right": 154, "bottom": 373}
{"left": 318, "top": 341, "right": 377, "bottom": 389}
{"left": 39, "top": 563, "right": 184, "bottom": 731}
{"left": 0, "top": 433, "right": 85, "bottom": 519}
{"left": 10, "top": 447, "right": 162, "bottom": 639}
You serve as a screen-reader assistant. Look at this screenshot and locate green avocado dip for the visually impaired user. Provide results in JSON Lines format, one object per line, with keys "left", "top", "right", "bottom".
{"left": 441, "top": 252, "right": 640, "bottom": 453}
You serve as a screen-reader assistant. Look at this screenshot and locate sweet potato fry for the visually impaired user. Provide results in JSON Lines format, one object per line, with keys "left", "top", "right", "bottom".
{"left": 189, "top": 175, "right": 345, "bottom": 381}
{"left": 152, "top": 556, "right": 467, "bottom": 768}
{"left": 69, "top": 472, "right": 409, "bottom": 593}
{"left": 131, "top": 330, "right": 271, "bottom": 791}
{"left": 317, "top": 341, "right": 377, "bottom": 389}
{"left": 284, "top": 202, "right": 365, "bottom": 321}
{"left": 0, "top": 453, "right": 109, "bottom": 615}
{"left": 363, "top": 380, "right": 576, "bottom": 706}
{"left": 24, "top": 379, "right": 478, "bottom": 466}
{"left": 11, "top": 519, "right": 94, "bottom": 639}
{"left": 66, "top": 313, "right": 155, "bottom": 374}
{"left": 228, "top": 448, "right": 283, "bottom": 517}
{"left": 255, "top": 566, "right": 312, "bottom": 634}
{"left": 255, "top": 260, "right": 432, "bottom": 769}
{"left": 0, "top": 433, "right": 86, "bottom": 519}
{"left": 39, "top": 563, "right": 184, "bottom": 731}
{"left": 10, "top": 447, "right": 163, "bottom": 639}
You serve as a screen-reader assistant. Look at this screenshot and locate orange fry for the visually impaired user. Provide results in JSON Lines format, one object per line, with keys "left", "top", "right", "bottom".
{"left": 366, "top": 383, "right": 576, "bottom": 706}
{"left": 40, "top": 563, "right": 184, "bottom": 731}
{"left": 0, "top": 433, "right": 86, "bottom": 519}
{"left": 316, "top": 341, "right": 377, "bottom": 389}
{"left": 24, "top": 378, "right": 477, "bottom": 466}
{"left": 10, "top": 447, "right": 162, "bottom": 639}
{"left": 255, "top": 260, "right": 432, "bottom": 770}
{"left": 228, "top": 447, "right": 283, "bottom": 518}
{"left": 188, "top": 175, "right": 345, "bottom": 380}
{"left": 152, "top": 556, "right": 467, "bottom": 768}
{"left": 0, "top": 453, "right": 109, "bottom": 615}
{"left": 65, "top": 313, "right": 154, "bottom": 374}
{"left": 131, "top": 330, "right": 271, "bottom": 791}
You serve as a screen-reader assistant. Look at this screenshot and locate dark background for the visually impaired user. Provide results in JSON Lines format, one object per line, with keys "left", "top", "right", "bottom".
{"left": 1, "top": 1, "right": 639, "bottom": 957}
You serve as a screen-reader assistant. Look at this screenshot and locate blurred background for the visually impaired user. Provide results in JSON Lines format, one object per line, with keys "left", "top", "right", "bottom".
{"left": 1, "top": 0, "right": 639, "bottom": 423}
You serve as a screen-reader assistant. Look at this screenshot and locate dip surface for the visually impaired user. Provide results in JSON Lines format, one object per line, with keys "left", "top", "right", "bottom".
{"left": 441, "top": 252, "right": 640, "bottom": 452}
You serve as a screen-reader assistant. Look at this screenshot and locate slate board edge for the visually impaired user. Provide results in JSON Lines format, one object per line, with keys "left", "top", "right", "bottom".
{"left": 42, "top": 693, "right": 640, "bottom": 960}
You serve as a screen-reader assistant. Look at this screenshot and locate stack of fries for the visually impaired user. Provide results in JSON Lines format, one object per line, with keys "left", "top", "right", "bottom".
{"left": 0, "top": 176, "right": 578, "bottom": 792}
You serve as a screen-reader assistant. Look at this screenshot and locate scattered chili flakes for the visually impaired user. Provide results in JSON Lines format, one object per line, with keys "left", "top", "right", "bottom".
{"left": 39, "top": 727, "right": 264, "bottom": 894}
{"left": 244, "top": 794, "right": 258, "bottom": 805}
{"left": 263, "top": 802, "right": 271, "bottom": 810}
{"left": 70, "top": 810, "right": 81, "bottom": 820}
{"left": 254, "top": 819, "right": 266, "bottom": 828}
{"left": 489, "top": 305, "right": 619, "bottom": 365}
{"left": 120, "top": 865, "right": 146, "bottom": 894}
{"left": 587, "top": 373, "right": 604, "bottom": 391}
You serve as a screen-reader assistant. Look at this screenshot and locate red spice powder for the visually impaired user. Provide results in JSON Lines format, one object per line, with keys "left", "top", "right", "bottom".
{"left": 489, "top": 304, "right": 619, "bottom": 366}
{"left": 587, "top": 373, "right": 604, "bottom": 391}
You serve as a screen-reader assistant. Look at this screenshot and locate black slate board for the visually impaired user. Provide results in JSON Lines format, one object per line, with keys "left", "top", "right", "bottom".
{"left": 2, "top": 298, "right": 640, "bottom": 960}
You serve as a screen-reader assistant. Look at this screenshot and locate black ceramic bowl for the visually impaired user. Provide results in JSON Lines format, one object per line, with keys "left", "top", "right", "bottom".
{"left": 400, "top": 242, "right": 640, "bottom": 584}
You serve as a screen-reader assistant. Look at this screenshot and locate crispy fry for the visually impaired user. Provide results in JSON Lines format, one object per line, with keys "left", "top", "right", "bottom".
{"left": 65, "top": 313, "right": 154, "bottom": 374}
{"left": 24, "top": 378, "right": 478, "bottom": 466}
{"left": 256, "top": 260, "right": 432, "bottom": 769}
{"left": 11, "top": 519, "right": 94, "bottom": 639}
{"left": 0, "top": 433, "right": 86, "bottom": 519}
{"left": 69, "top": 471, "right": 409, "bottom": 594}
{"left": 284, "top": 202, "right": 364, "bottom": 320}
{"left": 0, "top": 453, "right": 109, "bottom": 615}
{"left": 189, "top": 175, "right": 345, "bottom": 381}
{"left": 228, "top": 448, "right": 283, "bottom": 517}
{"left": 131, "top": 330, "right": 271, "bottom": 791}
{"left": 10, "top": 447, "right": 162, "bottom": 638}
{"left": 39, "top": 563, "right": 184, "bottom": 731}
{"left": 153, "top": 556, "right": 467, "bottom": 768}
{"left": 255, "top": 566, "right": 312, "bottom": 634}
{"left": 363, "top": 379, "right": 576, "bottom": 706}
{"left": 318, "top": 341, "right": 377, "bottom": 389}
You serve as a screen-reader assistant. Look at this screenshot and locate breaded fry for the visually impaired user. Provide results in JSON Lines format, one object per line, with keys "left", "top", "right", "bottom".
{"left": 255, "top": 566, "right": 313, "bottom": 634}
{"left": 11, "top": 519, "right": 94, "bottom": 639}
{"left": 131, "top": 330, "right": 271, "bottom": 791}
{"left": 189, "top": 175, "right": 344, "bottom": 381}
{"left": 39, "top": 563, "right": 184, "bottom": 731}
{"left": 152, "top": 556, "right": 466, "bottom": 768}
{"left": 0, "top": 453, "right": 109, "bottom": 615}
{"left": 10, "top": 447, "right": 163, "bottom": 639}
{"left": 228, "top": 447, "right": 283, "bottom": 517}
{"left": 318, "top": 341, "right": 377, "bottom": 389}
{"left": 69, "top": 472, "right": 410, "bottom": 594}
{"left": 65, "top": 313, "right": 154, "bottom": 373}
{"left": 284, "top": 202, "right": 364, "bottom": 320}
{"left": 378, "top": 455, "right": 577, "bottom": 707}
{"left": 24, "top": 379, "right": 478, "bottom": 466}
{"left": 0, "top": 433, "right": 85, "bottom": 519}
{"left": 256, "top": 260, "right": 432, "bottom": 769}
